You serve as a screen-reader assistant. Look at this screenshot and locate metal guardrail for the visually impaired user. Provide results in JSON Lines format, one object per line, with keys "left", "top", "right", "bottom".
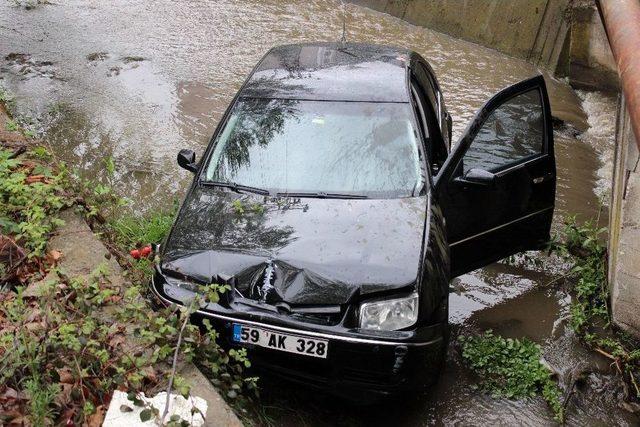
{"left": 597, "top": 0, "right": 640, "bottom": 149}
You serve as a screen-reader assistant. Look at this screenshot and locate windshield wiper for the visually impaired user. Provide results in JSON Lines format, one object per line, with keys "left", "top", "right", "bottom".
{"left": 276, "top": 191, "right": 368, "bottom": 199}
{"left": 201, "top": 180, "right": 270, "bottom": 196}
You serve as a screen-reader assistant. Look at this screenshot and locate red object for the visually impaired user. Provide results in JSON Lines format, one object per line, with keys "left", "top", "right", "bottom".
{"left": 130, "top": 249, "right": 140, "bottom": 259}
{"left": 140, "top": 245, "right": 152, "bottom": 257}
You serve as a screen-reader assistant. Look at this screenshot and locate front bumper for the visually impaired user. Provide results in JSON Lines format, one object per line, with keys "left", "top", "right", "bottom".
{"left": 150, "top": 272, "right": 447, "bottom": 399}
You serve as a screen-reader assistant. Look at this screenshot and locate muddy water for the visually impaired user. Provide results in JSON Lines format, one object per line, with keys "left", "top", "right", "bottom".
{"left": 0, "top": 0, "right": 633, "bottom": 425}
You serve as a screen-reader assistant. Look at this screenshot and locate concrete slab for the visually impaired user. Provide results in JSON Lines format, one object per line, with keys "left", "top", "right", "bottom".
{"left": 49, "top": 209, "right": 124, "bottom": 287}
{"left": 178, "top": 363, "right": 243, "bottom": 427}
{"left": 103, "top": 390, "right": 207, "bottom": 426}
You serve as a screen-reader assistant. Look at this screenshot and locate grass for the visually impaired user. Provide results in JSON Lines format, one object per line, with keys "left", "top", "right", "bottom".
{"left": 0, "top": 147, "right": 68, "bottom": 258}
{"left": 5, "top": 119, "right": 18, "bottom": 132}
{"left": 109, "top": 208, "right": 177, "bottom": 250}
{"left": 459, "top": 331, "right": 564, "bottom": 422}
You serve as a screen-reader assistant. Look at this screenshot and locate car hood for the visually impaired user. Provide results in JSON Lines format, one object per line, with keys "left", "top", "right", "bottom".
{"left": 161, "top": 186, "right": 427, "bottom": 305}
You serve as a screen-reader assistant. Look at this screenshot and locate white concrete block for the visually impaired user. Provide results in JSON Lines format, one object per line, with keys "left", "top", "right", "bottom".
{"left": 103, "top": 390, "right": 207, "bottom": 426}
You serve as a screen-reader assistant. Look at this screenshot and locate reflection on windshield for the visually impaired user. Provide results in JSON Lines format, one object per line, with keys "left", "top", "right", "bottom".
{"left": 204, "top": 99, "right": 423, "bottom": 198}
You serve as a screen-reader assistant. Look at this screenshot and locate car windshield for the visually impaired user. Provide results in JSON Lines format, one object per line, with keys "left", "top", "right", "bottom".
{"left": 203, "top": 98, "right": 424, "bottom": 198}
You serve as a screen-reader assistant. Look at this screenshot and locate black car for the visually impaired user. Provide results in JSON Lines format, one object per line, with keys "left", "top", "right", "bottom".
{"left": 151, "top": 42, "right": 556, "bottom": 399}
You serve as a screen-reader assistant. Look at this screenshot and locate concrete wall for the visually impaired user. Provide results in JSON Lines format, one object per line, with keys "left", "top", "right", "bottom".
{"left": 349, "top": 0, "right": 618, "bottom": 89}
{"left": 569, "top": 4, "right": 619, "bottom": 90}
{"left": 349, "top": 0, "right": 569, "bottom": 68}
{"left": 609, "top": 97, "right": 640, "bottom": 337}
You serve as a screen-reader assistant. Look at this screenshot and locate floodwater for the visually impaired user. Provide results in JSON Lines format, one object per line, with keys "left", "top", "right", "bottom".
{"left": 0, "top": 0, "right": 633, "bottom": 425}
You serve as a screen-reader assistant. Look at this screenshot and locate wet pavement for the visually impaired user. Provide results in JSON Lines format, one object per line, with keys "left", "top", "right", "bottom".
{"left": 0, "top": 0, "right": 636, "bottom": 425}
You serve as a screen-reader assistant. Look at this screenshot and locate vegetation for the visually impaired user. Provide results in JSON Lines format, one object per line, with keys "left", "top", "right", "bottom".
{"left": 108, "top": 206, "right": 177, "bottom": 279}
{"left": 550, "top": 218, "right": 609, "bottom": 331}
{"left": 110, "top": 208, "right": 176, "bottom": 250}
{"left": 0, "top": 96, "right": 256, "bottom": 424}
{"left": 0, "top": 147, "right": 68, "bottom": 259}
{"left": 551, "top": 218, "right": 640, "bottom": 400}
{"left": 459, "top": 331, "right": 564, "bottom": 422}
{"left": 5, "top": 119, "right": 18, "bottom": 132}
{"left": 0, "top": 264, "right": 256, "bottom": 425}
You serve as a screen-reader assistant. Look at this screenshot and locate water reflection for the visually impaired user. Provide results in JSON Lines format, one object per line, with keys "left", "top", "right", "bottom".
{"left": 463, "top": 88, "right": 544, "bottom": 173}
{"left": 167, "top": 189, "right": 296, "bottom": 253}
{"left": 205, "top": 98, "right": 421, "bottom": 197}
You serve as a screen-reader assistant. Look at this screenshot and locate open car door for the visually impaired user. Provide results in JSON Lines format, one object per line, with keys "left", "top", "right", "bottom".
{"left": 435, "top": 75, "right": 556, "bottom": 277}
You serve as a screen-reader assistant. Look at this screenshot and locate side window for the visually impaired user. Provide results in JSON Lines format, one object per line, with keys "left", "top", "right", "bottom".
{"left": 461, "top": 88, "right": 544, "bottom": 174}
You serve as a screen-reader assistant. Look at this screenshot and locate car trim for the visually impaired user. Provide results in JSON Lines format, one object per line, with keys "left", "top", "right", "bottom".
{"left": 150, "top": 277, "right": 441, "bottom": 348}
{"left": 494, "top": 154, "right": 548, "bottom": 177}
{"left": 449, "top": 206, "right": 553, "bottom": 247}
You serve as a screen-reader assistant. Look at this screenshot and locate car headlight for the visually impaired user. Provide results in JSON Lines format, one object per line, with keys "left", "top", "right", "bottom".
{"left": 359, "top": 292, "right": 419, "bottom": 331}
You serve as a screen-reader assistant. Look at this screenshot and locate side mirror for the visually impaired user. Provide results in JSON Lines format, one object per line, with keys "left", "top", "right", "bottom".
{"left": 177, "top": 149, "right": 197, "bottom": 173}
{"left": 455, "top": 168, "right": 496, "bottom": 186}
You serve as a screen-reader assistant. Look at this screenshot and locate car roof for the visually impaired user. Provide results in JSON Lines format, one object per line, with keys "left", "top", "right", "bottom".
{"left": 241, "top": 42, "right": 413, "bottom": 103}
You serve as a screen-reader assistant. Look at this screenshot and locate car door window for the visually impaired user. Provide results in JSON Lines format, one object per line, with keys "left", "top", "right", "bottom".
{"left": 461, "top": 88, "right": 544, "bottom": 174}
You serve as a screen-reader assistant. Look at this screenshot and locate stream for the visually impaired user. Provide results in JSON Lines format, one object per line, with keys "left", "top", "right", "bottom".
{"left": 1, "top": 0, "right": 635, "bottom": 425}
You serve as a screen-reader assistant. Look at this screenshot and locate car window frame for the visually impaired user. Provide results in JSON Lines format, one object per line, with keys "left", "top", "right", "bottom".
{"left": 411, "top": 60, "right": 448, "bottom": 167}
{"left": 409, "top": 82, "right": 435, "bottom": 177}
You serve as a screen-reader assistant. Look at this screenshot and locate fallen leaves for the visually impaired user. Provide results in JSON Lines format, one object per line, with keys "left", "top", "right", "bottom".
{"left": 57, "top": 367, "right": 75, "bottom": 384}
{"left": 86, "top": 404, "right": 106, "bottom": 427}
{"left": 47, "top": 249, "right": 63, "bottom": 263}
{"left": 0, "top": 386, "right": 28, "bottom": 425}
{"left": 0, "top": 235, "right": 25, "bottom": 271}
{"left": 25, "top": 174, "right": 52, "bottom": 185}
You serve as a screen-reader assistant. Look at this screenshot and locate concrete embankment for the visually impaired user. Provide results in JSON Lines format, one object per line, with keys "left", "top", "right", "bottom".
{"left": 609, "top": 102, "right": 640, "bottom": 337}
{"left": 348, "top": 0, "right": 618, "bottom": 90}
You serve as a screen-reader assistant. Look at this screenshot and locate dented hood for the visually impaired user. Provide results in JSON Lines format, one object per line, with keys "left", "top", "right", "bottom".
{"left": 162, "top": 186, "right": 427, "bottom": 305}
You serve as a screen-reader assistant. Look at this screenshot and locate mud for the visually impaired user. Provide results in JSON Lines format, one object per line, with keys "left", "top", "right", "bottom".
{"left": 0, "top": 0, "right": 634, "bottom": 425}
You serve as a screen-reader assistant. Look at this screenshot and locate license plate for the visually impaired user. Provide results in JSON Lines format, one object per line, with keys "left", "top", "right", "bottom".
{"left": 232, "top": 324, "right": 328, "bottom": 359}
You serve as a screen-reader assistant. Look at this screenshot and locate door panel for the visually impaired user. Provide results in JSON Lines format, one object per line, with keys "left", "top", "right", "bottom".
{"left": 435, "top": 75, "right": 555, "bottom": 277}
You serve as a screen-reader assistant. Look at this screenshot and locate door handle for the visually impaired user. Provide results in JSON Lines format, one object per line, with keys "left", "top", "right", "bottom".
{"left": 532, "top": 173, "right": 553, "bottom": 184}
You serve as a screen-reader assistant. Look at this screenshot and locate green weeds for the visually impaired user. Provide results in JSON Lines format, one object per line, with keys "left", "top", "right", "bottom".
{"left": 0, "top": 86, "right": 16, "bottom": 114}
{"left": 0, "top": 98, "right": 257, "bottom": 424}
{"left": 0, "top": 264, "right": 256, "bottom": 425}
{"left": 0, "top": 147, "right": 69, "bottom": 258}
{"left": 550, "top": 218, "right": 640, "bottom": 400}
{"left": 24, "top": 378, "right": 60, "bottom": 426}
{"left": 106, "top": 207, "right": 177, "bottom": 280}
{"left": 550, "top": 218, "right": 608, "bottom": 331}
{"left": 110, "top": 208, "right": 176, "bottom": 251}
{"left": 0, "top": 87, "right": 8, "bottom": 103}
{"left": 459, "top": 331, "right": 564, "bottom": 422}
{"left": 5, "top": 119, "right": 18, "bottom": 132}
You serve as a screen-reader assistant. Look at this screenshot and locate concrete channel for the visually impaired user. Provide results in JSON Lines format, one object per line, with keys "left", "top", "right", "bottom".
{"left": 0, "top": 0, "right": 637, "bottom": 425}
